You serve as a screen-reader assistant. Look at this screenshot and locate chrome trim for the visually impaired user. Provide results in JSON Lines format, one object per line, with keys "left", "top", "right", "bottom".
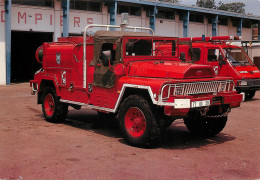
{"left": 60, "top": 99, "right": 115, "bottom": 113}
{"left": 161, "top": 80, "right": 234, "bottom": 101}
{"left": 32, "top": 83, "right": 38, "bottom": 92}
{"left": 31, "top": 83, "right": 38, "bottom": 95}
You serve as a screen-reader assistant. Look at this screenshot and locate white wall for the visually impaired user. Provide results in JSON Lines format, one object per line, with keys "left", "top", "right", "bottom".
{"left": 189, "top": 23, "right": 205, "bottom": 37}
{"left": 178, "top": 21, "right": 183, "bottom": 37}
{"left": 218, "top": 25, "right": 229, "bottom": 36}
{"left": 0, "top": 3, "right": 6, "bottom": 85}
{"left": 242, "top": 27, "right": 252, "bottom": 40}
{"left": 155, "top": 19, "right": 177, "bottom": 36}
{"left": 116, "top": 14, "right": 143, "bottom": 31}
{"left": 11, "top": 5, "right": 55, "bottom": 32}
{"left": 53, "top": 0, "right": 61, "bottom": 41}
{"left": 70, "top": 10, "right": 104, "bottom": 33}
{"left": 229, "top": 25, "right": 238, "bottom": 37}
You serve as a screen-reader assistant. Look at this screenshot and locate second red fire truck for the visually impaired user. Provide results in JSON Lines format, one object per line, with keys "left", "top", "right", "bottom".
{"left": 178, "top": 36, "right": 260, "bottom": 100}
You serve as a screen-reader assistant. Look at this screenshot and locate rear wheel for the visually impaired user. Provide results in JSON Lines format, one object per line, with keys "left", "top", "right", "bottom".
{"left": 119, "top": 95, "right": 161, "bottom": 147}
{"left": 245, "top": 90, "right": 255, "bottom": 100}
{"left": 184, "top": 110, "right": 227, "bottom": 137}
{"left": 42, "top": 87, "right": 68, "bottom": 123}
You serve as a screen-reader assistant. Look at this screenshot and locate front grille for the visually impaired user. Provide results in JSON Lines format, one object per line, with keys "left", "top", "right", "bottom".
{"left": 252, "top": 79, "right": 260, "bottom": 85}
{"left": 162, "top": 80, "right": 234, "bottom": 101}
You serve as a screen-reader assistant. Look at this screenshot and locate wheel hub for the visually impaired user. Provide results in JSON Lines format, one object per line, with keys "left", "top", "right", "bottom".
{"left": 125, "top": 107, "right": 146, "bottom": 137}
{"left": 44, "top": 94, "right": 55, "bottom": 116}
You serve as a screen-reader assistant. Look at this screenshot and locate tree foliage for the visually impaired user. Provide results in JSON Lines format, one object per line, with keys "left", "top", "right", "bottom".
{"left": 218, "top": 1, "right": 246, "bottom": 14}
{"left": 196, "top": 0, "right": 216, "bottom": 9}
{"left": 195, "top": 0, "right": 246, "bottom": 14}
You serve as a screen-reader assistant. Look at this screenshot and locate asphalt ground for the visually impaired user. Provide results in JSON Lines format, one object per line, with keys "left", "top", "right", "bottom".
{"left": 0, "top": 83, "right": 259, "bottom": 180}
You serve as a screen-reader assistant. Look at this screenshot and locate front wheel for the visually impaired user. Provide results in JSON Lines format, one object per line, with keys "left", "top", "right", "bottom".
{"left": 184, "top": 110, "right": 227, "bottom": 137}
{"left": 42, "top": 87, "right": 68, "bottom": 123}
{"left": 118, "top": 95, "right": 161, "bottom": 147}
{"left": 245, "top": 90, "right": 256, "bottom": 101}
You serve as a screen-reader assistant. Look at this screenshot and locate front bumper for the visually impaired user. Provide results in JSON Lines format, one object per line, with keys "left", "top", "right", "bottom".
{"left": 164, "top": 93, "right": 242, "bottom": 117}
{"left": 236, "top": 85, "right": 260, "bottom": 92}
{"left": 30, "top": 80, "right": 39, "bottom": 95}
{"left": 236, "top": 79, "right": 260, "bottom": 92}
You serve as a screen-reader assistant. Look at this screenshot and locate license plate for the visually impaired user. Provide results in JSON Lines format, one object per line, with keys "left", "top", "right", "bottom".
{"left": 191, "top": 100, "right": 210, "bottom": 108}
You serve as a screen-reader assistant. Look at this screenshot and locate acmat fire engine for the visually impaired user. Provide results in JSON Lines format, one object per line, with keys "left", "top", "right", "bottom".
{"left": 178, "top": 36, "right": 260, "bottom": 100}
{"left": 30, "top": 23, "right": 242, "bottom": 147}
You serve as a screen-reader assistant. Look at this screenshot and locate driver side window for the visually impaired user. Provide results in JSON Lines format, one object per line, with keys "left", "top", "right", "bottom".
{"left": 100, "top": 43, "right": 115, "bottom": 66}
{"left": 207, "top": 49, "right": 220, "bottom": 62}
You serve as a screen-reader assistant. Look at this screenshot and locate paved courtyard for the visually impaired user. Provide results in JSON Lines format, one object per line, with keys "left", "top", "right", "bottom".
{"left": 0, "top": 83, "right": 259, "bottom": 180}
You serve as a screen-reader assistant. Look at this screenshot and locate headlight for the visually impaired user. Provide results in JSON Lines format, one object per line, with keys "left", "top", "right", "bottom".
{"left": 238, "top": 80, "right": 247, "bottom": 86}
{"left": 239, "top": 71, "right": 248, "bottom": 74}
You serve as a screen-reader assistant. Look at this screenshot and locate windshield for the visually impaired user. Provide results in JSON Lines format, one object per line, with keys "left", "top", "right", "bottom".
{"left": 125, "top": 38, "right": 177, "bottom": 57}
{"left": 224, "top": 48, "right": 253, "bottom": 66}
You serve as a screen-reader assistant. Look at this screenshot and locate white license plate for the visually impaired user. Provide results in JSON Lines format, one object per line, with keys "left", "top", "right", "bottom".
{"left": 191, "top": 100, "right": 210, "bottom": 108}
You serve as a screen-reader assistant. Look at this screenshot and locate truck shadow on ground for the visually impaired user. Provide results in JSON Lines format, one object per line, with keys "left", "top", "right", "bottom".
{"left": 160, "top": 120, "right": 235, "bottom": 149}
{"left": 65, "top": 109, "right": 235, "bottom": 149}
{"left": 244, "top": 97, "right": 259, "bottom": 102}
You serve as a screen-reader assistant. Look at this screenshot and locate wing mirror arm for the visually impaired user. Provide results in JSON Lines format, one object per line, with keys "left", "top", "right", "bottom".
{"left": 219, "top": 57, "right": 227, "bottom": 66}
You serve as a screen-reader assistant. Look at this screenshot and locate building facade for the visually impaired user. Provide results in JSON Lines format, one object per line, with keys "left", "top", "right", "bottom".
{"left": 0, "top": 0, "right": 260, "bottom": 85}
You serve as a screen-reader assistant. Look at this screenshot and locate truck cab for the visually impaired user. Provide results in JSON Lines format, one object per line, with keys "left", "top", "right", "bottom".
{"left": 179, "top": 36, "right": 260, "bottom": 100}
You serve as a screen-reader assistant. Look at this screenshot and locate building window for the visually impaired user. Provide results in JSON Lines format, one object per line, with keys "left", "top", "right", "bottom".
{"left": 242, "top": 19, "right": 251, "bottom": 28}
{"left": 232, "top": 19, "right": 239, "bottom": 27}
{"left": 70, "top": 1, "right": 101, "bottom": 12}
{"left": 12, "top": 0, "right": 54, "bottom": 7}
{"left": 218, "top": 17, "right": 228, "bottom": 26}
{"left": 190, "top": 13, "right": 204, "bottom": 23}
{"left": 88, "top": 2, "right": 101, "bottom": 12}
{"left": 179, "top": 12, "right": 203, "bottom": 23}
{"left": 207, "top": 16, "right": 227, "bottom": 25}
{"left": 156, "top": 9, "right": 175, "bottom": 20}
{"left": 118, "top": 5, "right": 141, "bottom": 16}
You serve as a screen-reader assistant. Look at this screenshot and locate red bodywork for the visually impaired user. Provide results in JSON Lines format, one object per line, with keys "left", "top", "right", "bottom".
{"left": 30, "top": 33, "right": 242, "bottom": 118}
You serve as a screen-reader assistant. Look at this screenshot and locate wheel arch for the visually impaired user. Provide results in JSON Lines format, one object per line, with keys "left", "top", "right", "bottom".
{"left": 115, "top": 85, "right": 157, "bottom": 113}
{"left": 38, "top": 79, "right": 60, "bottom": 104}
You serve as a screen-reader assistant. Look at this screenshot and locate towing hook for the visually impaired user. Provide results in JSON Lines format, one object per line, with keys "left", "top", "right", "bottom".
{"left": 200, "top": 106, "right": 210, "bottom": 116}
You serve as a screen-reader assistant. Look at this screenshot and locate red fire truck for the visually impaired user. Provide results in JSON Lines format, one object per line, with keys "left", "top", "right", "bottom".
{"left": 178, "top": 36, "right": 260, "bottom": 100}
{"left": 30, "top": 24, "right": 242, "bottom": 147}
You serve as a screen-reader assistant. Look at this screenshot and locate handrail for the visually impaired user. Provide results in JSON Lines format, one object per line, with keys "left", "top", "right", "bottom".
{"left": 83, "top": 24, "right": 154, "bottom": 89}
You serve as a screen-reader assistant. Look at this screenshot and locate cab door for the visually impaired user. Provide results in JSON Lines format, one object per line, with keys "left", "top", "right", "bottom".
{"left": 205, "top": 48, "right": 228, "bottom": 76}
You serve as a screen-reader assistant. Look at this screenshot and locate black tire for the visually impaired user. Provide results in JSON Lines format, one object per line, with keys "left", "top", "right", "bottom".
{"left": 184, "top": 110, "right": 227, "bottom": 137}
{"left": 42, "top": 87, "right": 68, "bottom": 123}
{"left": 245, "top": 90, "right": 256, "bottom": 101}
{"left": 118, "top": 95, "right": 161, "bottom": 147}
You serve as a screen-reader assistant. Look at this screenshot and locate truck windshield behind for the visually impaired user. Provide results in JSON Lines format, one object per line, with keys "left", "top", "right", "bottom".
{"left": 124, "top": 37, "right": 178, "bottom": 58}
{"left": 224, "top": 48, "right": 253, "bottom": 66}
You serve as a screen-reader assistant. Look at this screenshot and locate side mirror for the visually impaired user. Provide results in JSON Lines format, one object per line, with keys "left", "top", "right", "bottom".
{"left": 180, "top": 52, "right": 186, "bottom": 62}
{"left": 101, "top": 50, "right": 111, "bottom": 66}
